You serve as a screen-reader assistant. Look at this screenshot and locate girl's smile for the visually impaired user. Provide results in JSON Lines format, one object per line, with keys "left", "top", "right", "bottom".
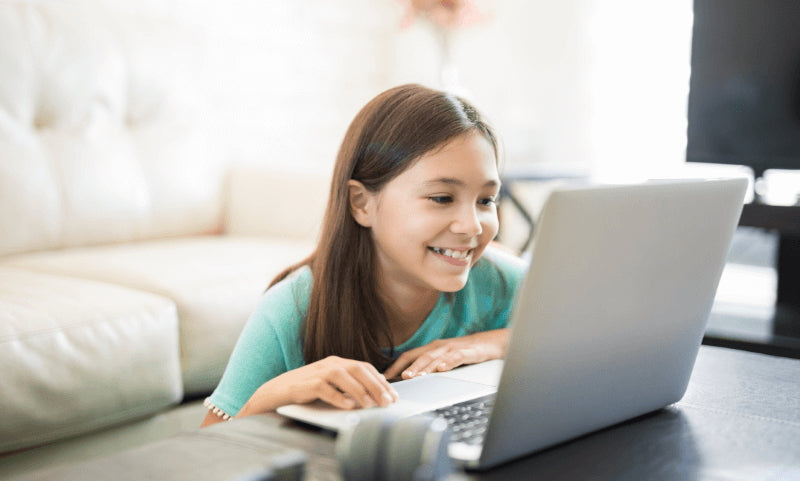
{"left": 427, "top": 246, "right": 475, "bottom": 266}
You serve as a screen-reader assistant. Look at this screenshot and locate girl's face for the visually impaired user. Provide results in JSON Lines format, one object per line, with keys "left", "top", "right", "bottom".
{"left": 352, "top": 132, "right": 500, "bottom": 295}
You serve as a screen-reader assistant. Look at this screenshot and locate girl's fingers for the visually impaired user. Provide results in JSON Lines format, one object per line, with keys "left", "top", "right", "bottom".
{"left": 383, "top": 349, "right": 421, "bottom": 380}
{"left": 386, "top": 331, "right": 508, "bottom": 380}
{"left": 409, "top": 348, "right": 479, "bottom": 376}
{"left": 401, "top": 348, "right": 448, "bottom": 378}
{"left": 435, "top": 348, "right": 478, "bottom": 373}
{"left": 316, "top": 382, "right": 358, "bottom": 410}
{"left": 355, "top": 363, "right": 398, "bottom": 406}
{"left": 383, "top": 360, "right": 408, "bottom": 381}
{"left": 367, "top": 366, "right": 400, "bottom": 402}
{"left": 327, "top": 367, "right": 378, "bottom": 408}
{"left": 326, "top": 362, "right": 397, "bottom": 408}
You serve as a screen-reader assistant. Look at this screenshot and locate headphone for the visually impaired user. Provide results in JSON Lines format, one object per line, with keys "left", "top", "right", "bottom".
{"left": 336, "top": 412, "right": 453, "bottom": 481}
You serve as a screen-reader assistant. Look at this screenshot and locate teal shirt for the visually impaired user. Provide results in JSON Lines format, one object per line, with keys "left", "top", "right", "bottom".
{"left": 209, "top": 247, "right": 527, "bottom": 417}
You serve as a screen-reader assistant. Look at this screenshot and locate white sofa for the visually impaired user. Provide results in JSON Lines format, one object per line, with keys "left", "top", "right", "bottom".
{"left": 0, "top": 2, "right": 327, "bottom": 454}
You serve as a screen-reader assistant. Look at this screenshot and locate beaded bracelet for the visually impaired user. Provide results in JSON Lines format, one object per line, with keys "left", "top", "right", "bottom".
{"left": 203, "top": 397, "right": 233, "bottom": 421}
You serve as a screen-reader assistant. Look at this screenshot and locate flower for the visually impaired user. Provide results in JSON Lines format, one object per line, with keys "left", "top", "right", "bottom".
{"left": 399, "top": 0, "right": 490, "bottom": 30}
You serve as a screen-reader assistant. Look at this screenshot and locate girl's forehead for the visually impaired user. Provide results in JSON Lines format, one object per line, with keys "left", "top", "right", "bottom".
{"left": 396, "top": 133, "right": 499, "bottom": 184}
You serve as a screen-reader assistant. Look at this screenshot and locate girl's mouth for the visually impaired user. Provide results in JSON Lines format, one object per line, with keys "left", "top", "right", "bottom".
{"left": 428, "top": 246, "right": 474, "bottom": 265}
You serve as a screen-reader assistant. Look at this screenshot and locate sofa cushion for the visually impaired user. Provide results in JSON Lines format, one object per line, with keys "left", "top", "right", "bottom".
{"left": 2, "top": 236, "right": 316, "bottom": 395}
{"left": 0, "top": 2, "right": 221, "bottom": 257}
{"left": 0, "top": 267, "right": 182, "bottom": 453}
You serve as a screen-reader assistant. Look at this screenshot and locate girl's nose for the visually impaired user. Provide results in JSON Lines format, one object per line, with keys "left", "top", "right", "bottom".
{"left": 451, "top": 205, "right": 483, "bottom": 236}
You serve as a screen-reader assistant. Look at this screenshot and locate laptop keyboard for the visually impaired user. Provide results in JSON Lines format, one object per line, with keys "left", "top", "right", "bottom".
{"left": 434, "top": 394, "right": 496, "bottom": 445}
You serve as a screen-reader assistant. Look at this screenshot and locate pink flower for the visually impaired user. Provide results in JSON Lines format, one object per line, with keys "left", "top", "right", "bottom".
{"left": 399, "top": 0, "right": 490, "bottom": 30}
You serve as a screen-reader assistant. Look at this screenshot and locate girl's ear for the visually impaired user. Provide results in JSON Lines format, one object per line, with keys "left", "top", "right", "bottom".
{"left": 348, "top": 180, "right": 374, "bottom": 227}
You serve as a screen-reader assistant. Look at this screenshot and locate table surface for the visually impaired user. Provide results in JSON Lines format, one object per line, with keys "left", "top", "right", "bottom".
{"left": 231, "top": 346, "right": 800, "bottom": 481}
{"left": 285, "top": 346, "right": 800, "bottom": 480}
{"left": 17, "top": 346, "right": 800, "bottom": 481}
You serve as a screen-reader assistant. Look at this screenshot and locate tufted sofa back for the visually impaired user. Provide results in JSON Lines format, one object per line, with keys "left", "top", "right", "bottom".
{"left": 0, "top": 2, "right": 223, "bottom": 257}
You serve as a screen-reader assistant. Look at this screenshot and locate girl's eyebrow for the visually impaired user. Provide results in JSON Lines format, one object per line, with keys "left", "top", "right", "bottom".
{"left": 423, "top": 178, "right": 500, "bottom": 188}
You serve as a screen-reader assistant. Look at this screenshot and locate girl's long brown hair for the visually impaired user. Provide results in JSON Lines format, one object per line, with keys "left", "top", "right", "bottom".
{"left": 270, "top": 84, "right": 499, "bottom": 370}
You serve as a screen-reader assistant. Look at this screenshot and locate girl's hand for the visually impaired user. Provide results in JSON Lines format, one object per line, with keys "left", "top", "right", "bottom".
{"left": 237, "top": 356, "right": 399, "bottom": 417}
{"left": 383, "top": 328, "right": 509, "bottom": 380}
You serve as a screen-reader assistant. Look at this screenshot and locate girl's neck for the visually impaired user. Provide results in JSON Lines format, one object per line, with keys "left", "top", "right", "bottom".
{"left": 379, "top": 280, "right": 440, "bottom": 346}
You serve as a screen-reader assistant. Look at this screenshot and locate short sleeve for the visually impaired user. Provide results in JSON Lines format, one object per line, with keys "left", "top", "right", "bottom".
{"left": 208, "top": 268, "right": 311, "bottom": 417}
{"left": 459, "top": 246, "right": 527, "bottom": 333}
{"left": 482, "top": 247, "right": 527, "bottom": 329}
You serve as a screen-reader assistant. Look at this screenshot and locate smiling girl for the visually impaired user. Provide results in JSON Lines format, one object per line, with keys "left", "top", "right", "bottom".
{"left": 202, "top": 84, "right": 526, "bottom": 426}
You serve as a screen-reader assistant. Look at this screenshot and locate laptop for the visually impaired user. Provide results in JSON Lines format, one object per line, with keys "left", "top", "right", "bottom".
{"left": 277, "top": 178, "right": 748, "bottom": 469}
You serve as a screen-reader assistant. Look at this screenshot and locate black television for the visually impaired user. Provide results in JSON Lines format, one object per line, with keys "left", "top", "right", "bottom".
{"left": 686, "top": 0, "right": 800, "bottom": 180}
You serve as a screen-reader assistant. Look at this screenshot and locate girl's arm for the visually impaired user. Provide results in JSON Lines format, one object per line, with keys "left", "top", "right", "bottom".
{"left": 383, "top": 328, "right": 509, "bottom": 380}
{"left": 202, "top": 356, "right": 399, "bottom": 426}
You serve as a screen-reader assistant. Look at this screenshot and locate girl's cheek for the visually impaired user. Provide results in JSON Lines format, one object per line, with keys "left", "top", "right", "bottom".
{"left": 482, "top": 213, "right": 500, "bottom": 238}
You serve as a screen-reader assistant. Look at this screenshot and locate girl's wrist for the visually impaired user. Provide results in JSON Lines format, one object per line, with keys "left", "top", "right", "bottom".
{"left": 237, "top": 379, "right": 288, "bottom": 417}
{"left": 475, "top": 328, "right": 509, "bottom": 359}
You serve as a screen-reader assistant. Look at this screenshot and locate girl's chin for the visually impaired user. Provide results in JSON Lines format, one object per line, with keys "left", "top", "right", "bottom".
{"left": 432, "top": 274, "right": 470, "bottom": 293}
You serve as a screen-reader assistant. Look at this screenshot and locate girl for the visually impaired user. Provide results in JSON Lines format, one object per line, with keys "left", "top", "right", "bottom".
{"left": 202, "top": 84, "right": 526, "bottom": 427}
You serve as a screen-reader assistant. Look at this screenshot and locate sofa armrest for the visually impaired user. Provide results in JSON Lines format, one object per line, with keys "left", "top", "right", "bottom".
{"left": 223, "top": 165, "right": 330, "bottom": 240}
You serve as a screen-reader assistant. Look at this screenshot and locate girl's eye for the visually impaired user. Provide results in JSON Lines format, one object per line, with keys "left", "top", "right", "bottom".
{"left": 429, "top": 196, "right": 453, "bottom": 204}
{"left": 479, "top": 196, "right": 497, "bottom": 206}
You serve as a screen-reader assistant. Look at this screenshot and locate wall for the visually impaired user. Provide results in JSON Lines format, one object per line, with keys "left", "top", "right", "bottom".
{"left": 66, "top": 0, "right": 692, "bottom": 179}
{"left": 390, "top": 0, "right": 694, "bottom": 179}
{"left": 584, "top": 0, "right": 694, "bottom": 181}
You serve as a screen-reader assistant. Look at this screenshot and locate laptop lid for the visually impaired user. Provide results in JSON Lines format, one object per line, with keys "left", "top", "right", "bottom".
{"left": 278, "top": 178, "right": 747, "bottom": 468}
{"left": 476, "top": 177, "right": 747, "bottom": 468}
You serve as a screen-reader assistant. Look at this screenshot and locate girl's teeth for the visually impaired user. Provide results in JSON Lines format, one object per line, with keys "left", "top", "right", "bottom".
{"left": 432, "top": 247, "right": 470, "bottom": 259}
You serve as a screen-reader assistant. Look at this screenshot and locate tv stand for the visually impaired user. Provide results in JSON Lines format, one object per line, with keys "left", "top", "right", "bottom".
{"left": 703, "top": 203, "right": 800, "bottom": 358}
{"left": 739, "top": 203, "right": 800, "bottom": 309}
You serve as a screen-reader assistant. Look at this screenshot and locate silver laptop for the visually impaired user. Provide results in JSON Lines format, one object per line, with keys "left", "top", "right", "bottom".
{"left": 277, "top": 178, "right": 748, "bottom": 469}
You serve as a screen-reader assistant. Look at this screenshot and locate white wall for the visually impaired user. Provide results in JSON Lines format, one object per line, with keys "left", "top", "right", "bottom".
{"left": 390, "top": 0, "right": 694, "bottom": 179}
{"left": 82, "top": 0, "right": 693, "bottom": 178}
{"left": 584, "top": 0, "right": 694, "bottom": 181}
{"left": 390, "top": 0, "right": 592, "bottom": 169}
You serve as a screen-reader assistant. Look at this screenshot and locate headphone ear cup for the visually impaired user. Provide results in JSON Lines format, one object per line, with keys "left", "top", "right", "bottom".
{"left": 336, "top": 413, "right": 400, "bottom": 481}
{"left": 384, "top": 415, "right": 452, "bottom": 481}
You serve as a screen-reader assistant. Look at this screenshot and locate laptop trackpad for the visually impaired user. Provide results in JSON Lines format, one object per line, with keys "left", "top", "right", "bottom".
{"left": 393, "top": 375, "right": 496, "bottom": 408}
